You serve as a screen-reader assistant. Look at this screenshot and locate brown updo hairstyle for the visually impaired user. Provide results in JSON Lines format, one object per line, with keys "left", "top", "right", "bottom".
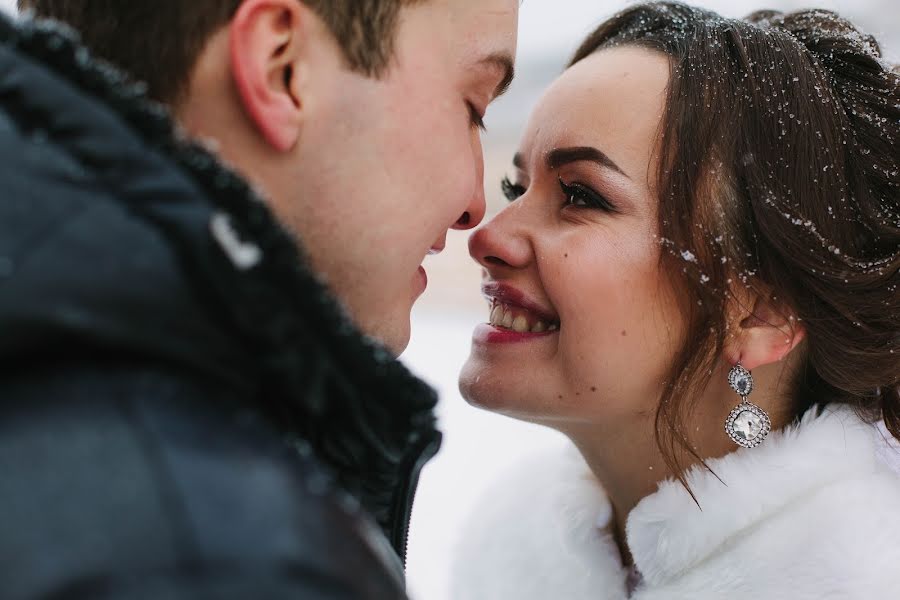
{"left": 571, "top": 2, "right": 899, "bottom": 483}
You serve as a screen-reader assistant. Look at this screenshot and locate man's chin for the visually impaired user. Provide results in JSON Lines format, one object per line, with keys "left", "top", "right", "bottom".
{"left": 384, "top": 331, "right": 411, "bottom": 359}
{"left": 365, "top": 311, "right": 412, "bottom": 359}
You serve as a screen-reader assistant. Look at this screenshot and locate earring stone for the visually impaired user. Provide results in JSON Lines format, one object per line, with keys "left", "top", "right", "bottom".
{"left": 725, "top": 364, "right": 771, "bottom": 448}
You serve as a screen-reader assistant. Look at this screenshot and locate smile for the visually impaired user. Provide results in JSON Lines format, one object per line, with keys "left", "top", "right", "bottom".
{"left": 479, "top": 282, "right": 561, "bottom": 342}
{"left": 488, "top": 300, "right": 560, "bottom": 333}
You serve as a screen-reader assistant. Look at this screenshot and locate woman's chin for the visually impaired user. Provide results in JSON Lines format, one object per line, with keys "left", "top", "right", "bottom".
{"left": 459, "top": 357, "right": 499, "bottom": 410}
{"left": 459, "top": 356, "right": 528, "bottom": 415}
{"left": 459, "top": 357, "right": 483, "bottom": 399}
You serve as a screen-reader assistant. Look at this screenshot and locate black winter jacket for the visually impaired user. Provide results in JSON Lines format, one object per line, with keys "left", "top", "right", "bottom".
{"left": 0, "top": 16, "right": 441, "bottom": 599}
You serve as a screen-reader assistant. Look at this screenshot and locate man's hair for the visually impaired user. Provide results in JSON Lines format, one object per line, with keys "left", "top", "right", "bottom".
{"left": 18, "top": 0, "right": 420, "bottom": 104}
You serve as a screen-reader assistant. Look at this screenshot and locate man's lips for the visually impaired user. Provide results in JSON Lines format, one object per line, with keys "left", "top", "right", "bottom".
{"left": 416, "top": 242, "right": 443, "bottom": 296}
{"left": 428, "top": 237, "right": 446, "bottom": 256}
{"left": 415, "top": 265, "right": 428, "bottom": 295}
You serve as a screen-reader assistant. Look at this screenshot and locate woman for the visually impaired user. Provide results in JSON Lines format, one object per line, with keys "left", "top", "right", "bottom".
{"left": 453, "top": 3, "right": 900, "bottom": 598}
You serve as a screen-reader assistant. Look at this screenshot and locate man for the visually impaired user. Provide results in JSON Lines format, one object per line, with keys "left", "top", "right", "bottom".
{"left": 0, "top": 0, "right": 517, "bottom": 597}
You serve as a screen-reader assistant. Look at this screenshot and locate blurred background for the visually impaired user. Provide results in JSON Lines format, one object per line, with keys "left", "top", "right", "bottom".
{"left": 1, "top": 0, "right": 895, "bottom": 598}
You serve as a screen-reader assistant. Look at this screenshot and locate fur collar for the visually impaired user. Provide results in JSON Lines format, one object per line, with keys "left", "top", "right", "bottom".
{"left": 627, "top": 405, "right": 886, "bottom": 584}
{"left": 451, "top": 443, "right": 627, "bottom": 600}
{"left": 453, "top": 405, "right": 900, "bottom": 599}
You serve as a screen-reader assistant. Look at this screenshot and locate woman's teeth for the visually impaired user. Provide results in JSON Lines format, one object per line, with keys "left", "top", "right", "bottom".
{"left": 489, "top": 302, "right": 559, "bottom": 333}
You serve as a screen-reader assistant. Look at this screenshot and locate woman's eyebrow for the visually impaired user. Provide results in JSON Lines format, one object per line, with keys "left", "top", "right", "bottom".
{"left": 547, "top": 146, "right": 630, "bottom": 179}
{"left": 512, "top": 147, "right": 630, "bottom": 180}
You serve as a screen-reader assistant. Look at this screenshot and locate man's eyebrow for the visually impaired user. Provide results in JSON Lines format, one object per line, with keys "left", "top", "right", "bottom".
{"left": 547, "top": 146, "right": 630, "bottom": 179}
{"left": 479, "top": 52, "right": 515, "bottom": 99}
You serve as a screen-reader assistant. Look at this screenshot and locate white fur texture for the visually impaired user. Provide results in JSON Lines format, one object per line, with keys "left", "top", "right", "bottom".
{"left": 452, "top": 406, "right": 900, "bottom": 599}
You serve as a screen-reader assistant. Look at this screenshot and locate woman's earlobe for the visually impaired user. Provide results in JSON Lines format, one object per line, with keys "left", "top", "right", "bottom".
{"left": 727, "top": 295, "right": 806, "bottom": 371}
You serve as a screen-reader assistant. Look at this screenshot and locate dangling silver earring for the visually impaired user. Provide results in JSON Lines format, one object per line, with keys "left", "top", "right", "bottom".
{"left": 724, "top": 364, "right": 771, "bottom": 448}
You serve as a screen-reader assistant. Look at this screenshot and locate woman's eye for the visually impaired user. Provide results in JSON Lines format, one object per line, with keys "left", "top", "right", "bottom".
{"left": 501, "top": 176, "right": 526, "bottom": 201}
{"left": 558, "top": 177, "right": 617, "bottom": 213}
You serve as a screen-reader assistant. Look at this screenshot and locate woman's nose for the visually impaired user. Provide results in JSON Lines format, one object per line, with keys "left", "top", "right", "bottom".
{"left": 468, "top": 204, "right": 532, "bottom": 272}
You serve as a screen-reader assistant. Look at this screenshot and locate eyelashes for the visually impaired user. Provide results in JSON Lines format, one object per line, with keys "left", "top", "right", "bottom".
{"left": 500, "top": 175, "right": 617, "bottom": 213}
{"left": 468, "top": 102, "right": 486, "bottom": 131}
{"left": 501, "top": 176, "right": 525, "bottom": 200}
{"left": 557, "top": 178, "right": 617, "bottom": 213}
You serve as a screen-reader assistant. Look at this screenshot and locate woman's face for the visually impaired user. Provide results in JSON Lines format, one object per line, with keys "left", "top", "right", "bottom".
{"left": 460, "top": 46, "right": 686, "bottom": 427}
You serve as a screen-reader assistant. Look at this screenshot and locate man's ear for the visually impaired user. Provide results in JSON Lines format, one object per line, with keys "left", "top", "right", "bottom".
{"left": 725, "top": 289, "right": 806, "bottom": 370}
{"left": 230, "top": 0, "right": 306, "bottom": 152}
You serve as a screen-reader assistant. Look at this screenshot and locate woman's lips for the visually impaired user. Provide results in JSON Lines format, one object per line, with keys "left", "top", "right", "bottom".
{"left": 475, "top": 283, "right": 561, "bottom": 345}
{"left": 473, "top": 323, "right": 558, "bottom": 344}
{"left": 481, "top": 282, "right": 560, "bottom": 325}
{"left": 487, "top": 300, "right": 559, "bottom": 333}
{"left": 479, "top": 281, "right": 561, "bottom": 340}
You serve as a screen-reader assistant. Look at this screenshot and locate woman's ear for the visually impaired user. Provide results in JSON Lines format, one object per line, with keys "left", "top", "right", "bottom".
{"left": 229, "top": 0, "right": 307, "bottom": 152}
{"left": 725, "top": 290, "right": 806, "bottom": 370}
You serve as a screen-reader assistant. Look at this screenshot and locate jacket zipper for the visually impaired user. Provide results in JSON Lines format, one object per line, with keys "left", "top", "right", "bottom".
{"left": 390, "top": 430, "right": 443, "bottom": 567}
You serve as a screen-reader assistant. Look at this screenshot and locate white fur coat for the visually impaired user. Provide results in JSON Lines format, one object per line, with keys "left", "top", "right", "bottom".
{"left": 452, "top": 405, "right": 900, "bottom": 599}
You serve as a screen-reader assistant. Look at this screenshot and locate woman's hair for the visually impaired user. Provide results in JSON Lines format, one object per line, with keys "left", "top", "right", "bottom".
{"left": 571, "top": 2, "right": 899, "bottom": 483}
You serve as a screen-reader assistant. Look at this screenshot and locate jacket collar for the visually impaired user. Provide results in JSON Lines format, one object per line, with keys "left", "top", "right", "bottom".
{"left": 626, "top": 405, "right": 883, "bottom": 585}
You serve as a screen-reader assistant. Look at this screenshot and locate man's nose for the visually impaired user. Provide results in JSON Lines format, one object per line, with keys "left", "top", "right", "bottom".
{"left": 453, "top": 184, "right": 486, "bottom": 230}
{"left": 452, "top": 136, "right": 488, "bottom": 230}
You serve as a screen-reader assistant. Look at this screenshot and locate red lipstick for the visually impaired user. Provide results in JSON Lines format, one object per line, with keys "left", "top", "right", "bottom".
{"left": 481, "top": 282, "right": 560, "bottom": 324}
{"left": 473, "top": 323, "right": 556, "bottom": 344}
{"left": 475, "top": 282, "right": 560, "bottom": 344}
